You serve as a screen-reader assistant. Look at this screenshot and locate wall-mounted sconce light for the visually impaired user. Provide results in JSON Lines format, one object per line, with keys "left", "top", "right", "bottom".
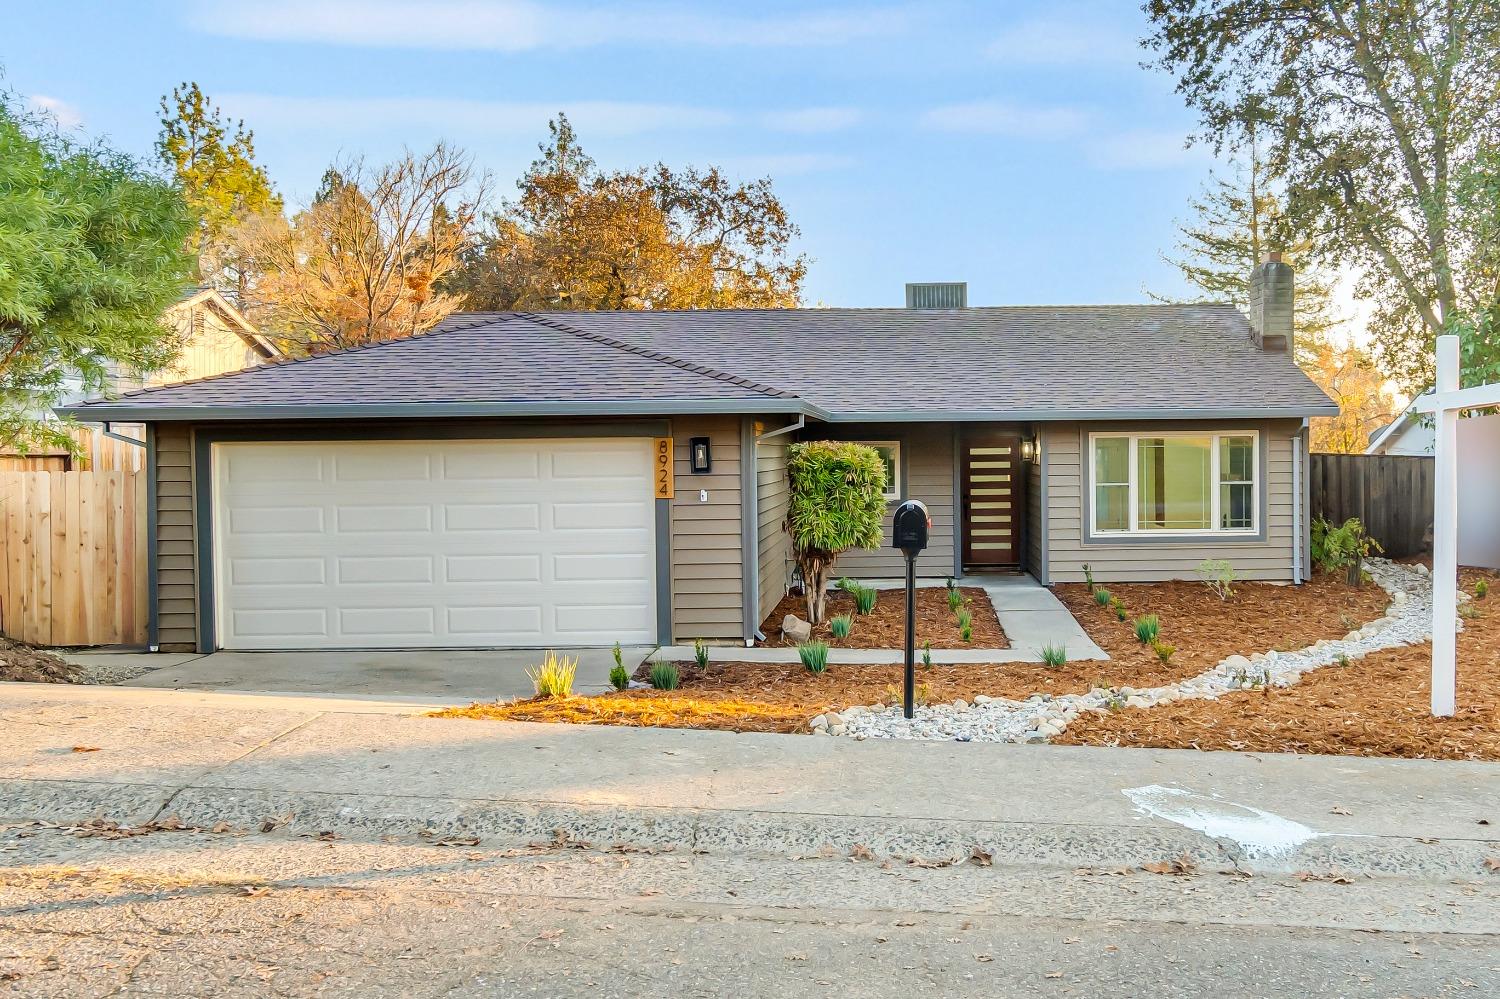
{"left": 1020, "top": 437, "right": 1037, "bottom": 462}
{"left": 690, "top": 437, "right": 712, "bottom": 473}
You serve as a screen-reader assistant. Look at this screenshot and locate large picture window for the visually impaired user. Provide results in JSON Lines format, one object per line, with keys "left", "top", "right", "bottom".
{"left": 1090, "top": 432, "right": 1258, "bottom": 536}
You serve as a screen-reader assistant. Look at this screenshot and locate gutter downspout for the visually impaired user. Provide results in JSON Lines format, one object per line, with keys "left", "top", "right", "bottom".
{"left": 102, "top": 421, "right": 146, "bottom": 448}
{"left": 741, "top": 417, "right": 760, "bottom": 647}
{"left": 755, "top": 414, "right": 804, "bottom": 443}
{"left": 1292, "top": 421, "right": 1305, "bottom": 584}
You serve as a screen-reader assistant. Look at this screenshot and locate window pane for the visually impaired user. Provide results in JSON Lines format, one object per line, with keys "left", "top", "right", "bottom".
{"left": 1137, "top": 437, "right": 1211, "bottom": 531}
{"left": 1220, "top": 436, "right": 1254, "bottom": 483}
{"left": 873, "top": 446, "right": 897, "bottom": 496}
{"left": 1221, "top": 482, "right": 1253, "bottom": 530}
{"left": 1094, "top": 437, "right": 1129, "bottom": 484}
{"left": 1095, "top": 483, "right": 1129, "bottom": 531}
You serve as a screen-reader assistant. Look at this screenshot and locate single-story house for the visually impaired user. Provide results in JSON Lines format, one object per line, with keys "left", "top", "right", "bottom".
{"left": 57, "top": 257, "right": 1336, "bottom": 654}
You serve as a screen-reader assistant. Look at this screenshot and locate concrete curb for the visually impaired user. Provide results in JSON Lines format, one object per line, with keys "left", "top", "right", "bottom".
{"left": 7, "top": 779, "right": 1495, "bottom": 881}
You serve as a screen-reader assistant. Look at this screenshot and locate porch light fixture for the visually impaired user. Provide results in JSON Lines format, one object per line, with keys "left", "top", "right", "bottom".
{"left": 1020, "top": 437, "right": 1037, "bottom": 461}
{"left": 690, "top": 437, "right": 712, "bottom": 473}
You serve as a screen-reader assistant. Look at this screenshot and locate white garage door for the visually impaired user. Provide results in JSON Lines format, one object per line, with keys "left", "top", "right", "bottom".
{"left": 212, "top": 439, "right": 657, "bottom": 650}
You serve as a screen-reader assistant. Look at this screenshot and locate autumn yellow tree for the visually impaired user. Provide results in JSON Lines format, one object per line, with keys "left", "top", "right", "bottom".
{"left": 237, "top": 144, "right": 483, "bottom": 353}
{"left": 1302, "top": 338, "right": 1399, "bottom": 453}
{"left": 447, "top": 115, "right": 806, "bottom": 311}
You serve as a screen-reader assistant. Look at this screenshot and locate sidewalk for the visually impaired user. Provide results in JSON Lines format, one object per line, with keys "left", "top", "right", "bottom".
{"left": 2, "top": 682, "right": 1495, "bottom": 879}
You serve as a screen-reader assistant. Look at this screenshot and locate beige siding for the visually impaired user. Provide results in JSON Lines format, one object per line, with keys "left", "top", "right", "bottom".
{"left": 821, "top": 424, "right": 956, "bottom": 579}
{"left": 153, "top": 423, "right": 197, "bottom": 651}
{"left": 755, "top": 439, "right": 791, "bottom": 628}
{"left": 153, "top": 304, "right": 264, "bottom": 386}
{"left": 1044, "top": 420, "right": 1303, "bottom": 584}
{"left": 669, "top": 415, "right": 744, "bottom": 642}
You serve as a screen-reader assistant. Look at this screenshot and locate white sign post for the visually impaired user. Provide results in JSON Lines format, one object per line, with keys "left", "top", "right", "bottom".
{"left": 1412, "top": 334, "right": 1500, "bottom": 716}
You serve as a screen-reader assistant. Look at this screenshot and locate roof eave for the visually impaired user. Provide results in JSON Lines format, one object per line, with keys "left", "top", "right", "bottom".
{"left": 53, "top": 398, "right": 822, "bottom": 423}
{"left": 815, "top": 405, "right": 1342, "bottom": 422}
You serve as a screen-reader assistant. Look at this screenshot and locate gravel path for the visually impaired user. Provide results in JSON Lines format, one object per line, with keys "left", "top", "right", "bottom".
{"left": 832, "top": 560, "right": 1443, "bottom": 744}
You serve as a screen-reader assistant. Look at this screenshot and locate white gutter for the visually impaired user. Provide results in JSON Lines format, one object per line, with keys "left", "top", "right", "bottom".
{"left": 755, "top": 414, "right": 805, "bottom": 443}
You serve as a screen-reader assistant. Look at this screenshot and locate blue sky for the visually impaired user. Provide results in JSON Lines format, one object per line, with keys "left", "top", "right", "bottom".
{"left": 2, "top": 0, "right": 1226, "bottom": 308}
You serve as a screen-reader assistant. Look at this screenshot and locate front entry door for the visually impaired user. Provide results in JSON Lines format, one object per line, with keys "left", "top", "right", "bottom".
{"left": 961, "top": 438, "right": 1022, "bottom": 568}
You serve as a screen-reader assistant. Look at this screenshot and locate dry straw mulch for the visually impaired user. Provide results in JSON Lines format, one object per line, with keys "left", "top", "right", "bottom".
{"left": 1056, "top": 568, "right": 1500, "bottom": 760}
{"left": 758, "top": 586, "right": 1007, "bottom": 649}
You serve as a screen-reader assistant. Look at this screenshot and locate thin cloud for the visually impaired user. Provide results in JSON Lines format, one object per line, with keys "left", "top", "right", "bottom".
{"left": 985, "top": 17, "right": 1143, "bottom": 66}
{"left": 191, "top": 0, "right": 910, "bottom": 50}
{"left": 216, "top": 94, "right": 734, "bottom": 136}
{"left": 759, "top": 107, "right": 864, "bottom": 134}
{"left": 1088, "top": 129, "right": 1210, "bottom": 170}
{"left": 27, "top": 94, "right": 84, "bottom": 129}
{"left": 920, "top": 100, "right": 1088, "bottom": 140}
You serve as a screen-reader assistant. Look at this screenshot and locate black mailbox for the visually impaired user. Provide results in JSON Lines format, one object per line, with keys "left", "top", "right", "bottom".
{"left": 892, "top": 500, "right": 930, "bottom": 557}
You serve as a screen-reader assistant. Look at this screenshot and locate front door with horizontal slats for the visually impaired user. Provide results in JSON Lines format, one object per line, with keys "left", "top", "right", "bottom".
{"left": 961, "top": 438, "right": 1021, "bottom": 568}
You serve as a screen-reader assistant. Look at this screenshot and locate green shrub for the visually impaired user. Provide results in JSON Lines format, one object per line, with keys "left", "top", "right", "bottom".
{"left": 693, "top": 638, "right": 709, "bottom": 670}
{"left": 947, "top": 588, "right": 963, "bottom": 612}
{"left": 799, "top": 640, "right": 830, "bottom": 673}
{"left": 1459, "top": 602, "right": 1480, "bottom": 620}
{"left": 787, "top": 442, "right": 888, "bottom": 624}
{"left": 527, "top": 651, "right": 578, "bottom": 698}
{"left": 921, "top": 641, "right": 932, "bottom": 669}
{"left": 836, "top": 577, "right": 857, "bottom": 593}
{"left": 1477, "top": 579, "right": 1490, "bottom": 599}
{"left": 1196, "top": 558, "right": 1236, "bottom": 601}
{"left": 852, "top": 584, "right": 878, "bottom": 615}
{"left": 1133, "top": 615, "right": 1161, "bottom": 644}
{"left": 955, "top": 606, "right": 973, "bottom": 629}
{"left": 1083, "top": 563, "right": 1095, "bottom": 591}
{"left": 1115, "top": 607, "right": 1128, "bottom": 622}
{"left": 959, "top": 621, "right": 972, "bottom": 642}
{"left": 649, "top": 661, "right": 680, "bottom": 690}
{"left": 1313, "top": 517, "right": 1383, "bottom": 583}
{"left": 609, "top": 664, "right": 630, "bottom": 690}
{"left": 1150, "top": 639, "right": 1175, "bottom": 663}
{"left": 829, "top": 614, "right": 852, "bottom": 639}
{"left": 1039, "top": 643, "right": 1067, "bottom": 668}
{"left": 1093, "top": 587, "right": 1111, "bottom": 606}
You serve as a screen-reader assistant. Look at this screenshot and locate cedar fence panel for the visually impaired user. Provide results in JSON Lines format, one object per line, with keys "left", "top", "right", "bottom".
{"left": 0, "top": 470, "right": 148, "bottom": 646}
{"left": 1309, "top": 453, "right": 1434, "bottom": 559}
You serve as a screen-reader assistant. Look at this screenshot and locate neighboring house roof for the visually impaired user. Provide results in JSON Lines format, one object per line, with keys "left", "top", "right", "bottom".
{"left": 1366, "top": 392, "right": 1432, "bottom": 454}
{"left": 55, "top": 304, "right": 1338, "bottom": 423}
{"left": 166, "top": 288, "right": 282, "bottom": 360}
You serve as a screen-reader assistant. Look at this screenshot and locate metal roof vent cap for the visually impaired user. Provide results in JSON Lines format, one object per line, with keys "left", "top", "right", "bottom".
{"left": 905, "top": 282, "right": 967, "bottom": 309}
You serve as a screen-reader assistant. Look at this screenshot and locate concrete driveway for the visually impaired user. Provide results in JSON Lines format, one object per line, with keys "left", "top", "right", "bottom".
{"left": 60, "top": 647, "right": 654, "bottom": 702}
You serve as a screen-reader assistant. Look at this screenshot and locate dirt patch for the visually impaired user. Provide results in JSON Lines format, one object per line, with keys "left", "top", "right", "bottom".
{"left": 759, "top": 586, "right": 1007, "bottom": 649}
{"left": 0, "top": 639, "right": 82, "bottom": 684}
{"left": 1056, "top": 568, "right": 1500, "bottom": 761}
{"left": 1055, "top": 569, "right": 1391, "bottom": 687}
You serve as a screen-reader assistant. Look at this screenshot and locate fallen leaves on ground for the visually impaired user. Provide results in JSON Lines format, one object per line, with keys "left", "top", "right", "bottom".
{"left": 1140, "top": 853, "right": 1198, "bottom": 877}
{"left": 70, "top": 746, "right": 101, "bottom": 753}
{"left": 1295, "top": 870, "right": 1354, "bottom": 885}
{"left": 0, "top": 639, "right": 83, "bottom": 684}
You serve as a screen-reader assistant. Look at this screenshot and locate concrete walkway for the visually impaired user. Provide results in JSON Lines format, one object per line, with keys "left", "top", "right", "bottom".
{"left": 59, "top": 646, "right": 651, "bottom": 701}
{"left": 671, "top": 574, "right": 1106, "bottom": 664}
{"left": 2, "top": 682, "right": 1495, "bottom": 879}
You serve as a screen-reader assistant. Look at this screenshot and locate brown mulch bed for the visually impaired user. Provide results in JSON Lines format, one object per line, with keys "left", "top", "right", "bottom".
{"left": 1054, "top": 569, "right": 1391, "bottom": 690}
{"left": 758, "top": 586, "right": 1007, "bottom": 649}
{"left": 0, "top": 639, "right": 82, "bottom": 683}
{"left": 438, "top": 660, "right": 1049, "bottom": 734}
{"left": 1055, "top": 568, "right": 1500, "bottom": 760}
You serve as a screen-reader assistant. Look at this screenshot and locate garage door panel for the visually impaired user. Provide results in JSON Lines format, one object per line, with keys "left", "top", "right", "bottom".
{"left": 215, "top": 439, "right": 657, "bottom": 649}
{"left": 443, "top": 503, "right": 541, "bottom": 532}
{"left": 335, "top": 505, "right": 432, "bottom": 533}
{"left": 337, "top": 556, "right": 433, "bottom": 585}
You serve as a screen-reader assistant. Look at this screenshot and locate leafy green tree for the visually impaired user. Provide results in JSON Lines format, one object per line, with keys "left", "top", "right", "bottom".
{"left": 1143, "top": 1, "right": 1500, "bottom": 392}
{"left": 785, "top": 442, "right": 887, "bottom": 624}
{"left": 1, "top": 95, "right": 193, "bottom": 451}
{"left": 157, "top": 82, "right": 281, "bottom": 296}
{"left": 448, "top": 114, "right": 806, "bottom": 311}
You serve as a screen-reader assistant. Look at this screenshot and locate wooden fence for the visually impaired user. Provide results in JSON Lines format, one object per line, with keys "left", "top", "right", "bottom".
{"left": 0, "top": 470, "right": 149, "bottom": 646}
{"left": 1309, "top": 452, "right": 1434, "bottom": 559}
{"left": 0, "top": 424, "right": 146, "bottom": 473}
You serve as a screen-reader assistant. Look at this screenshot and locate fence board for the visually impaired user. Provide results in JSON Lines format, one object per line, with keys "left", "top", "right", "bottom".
{"left": 0, "top": 470, "right": 147, "bottom": 646}
{"left": 1310, "top": 453, "right": 1434, "bottom": 559}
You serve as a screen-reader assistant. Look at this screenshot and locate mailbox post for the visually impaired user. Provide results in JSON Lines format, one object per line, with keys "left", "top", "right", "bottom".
{"left": 891, "top": 500, "right": 931, "bottom": 720}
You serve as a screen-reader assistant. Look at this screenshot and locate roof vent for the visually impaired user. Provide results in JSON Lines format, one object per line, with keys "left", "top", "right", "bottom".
{"left": 905, "top": 282, "right": 967, "bottom": 309}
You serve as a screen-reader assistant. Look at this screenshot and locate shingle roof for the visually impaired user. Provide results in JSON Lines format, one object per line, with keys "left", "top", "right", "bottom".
{"left": 58, "top": 304, "right": 1337, "bottom": 422}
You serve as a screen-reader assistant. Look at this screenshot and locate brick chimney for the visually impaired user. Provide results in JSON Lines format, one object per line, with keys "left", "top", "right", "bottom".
{"left": 1247, "top": 252, "right": 1294, "bottom": 352}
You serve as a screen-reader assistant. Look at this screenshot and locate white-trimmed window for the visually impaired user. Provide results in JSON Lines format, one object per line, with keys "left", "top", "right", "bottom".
{"left": 857, "top": 441, "right": 901, "bottom": 501}
{"left": 1090, "top": 431, "right": 1258, "bottom": 536}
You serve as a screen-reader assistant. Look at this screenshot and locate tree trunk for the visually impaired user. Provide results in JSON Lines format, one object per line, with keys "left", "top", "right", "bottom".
{"left": 800, "top": 554, "right": 832, "bottom": 624}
